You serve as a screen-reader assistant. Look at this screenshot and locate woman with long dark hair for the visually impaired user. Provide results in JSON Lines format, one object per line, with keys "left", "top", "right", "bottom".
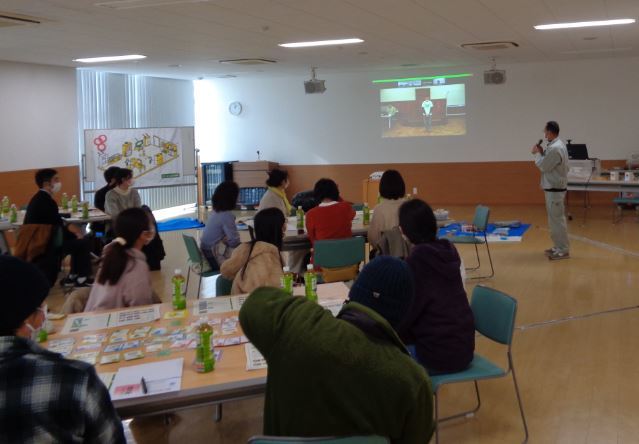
{"left": 84, "top": 208, "right": 157, "bottom": 311}
{"left": 220, "top": 207, "right": 286, "bottom": 295}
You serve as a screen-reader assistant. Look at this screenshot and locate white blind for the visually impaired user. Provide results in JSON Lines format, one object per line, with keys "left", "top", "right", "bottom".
{"left": 77, "top": 69, "right": 194, "bottom": 131}
{"left": 77, "top": 69, "right": 196, "bottom": 203}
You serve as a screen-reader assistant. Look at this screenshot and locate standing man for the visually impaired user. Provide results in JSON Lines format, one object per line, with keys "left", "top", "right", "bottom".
{"left": 421, "top": 98, "right": 433, "bottom": 131}
{"left": 532, "top": 121, "right": 569, "bottom": 260}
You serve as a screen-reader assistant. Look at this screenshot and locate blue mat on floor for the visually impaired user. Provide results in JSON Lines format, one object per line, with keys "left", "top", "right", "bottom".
{"left": 438, "top": 223, "right": 531, "bottom": 237}
{"left": 157, "top": 218, "right": 204, "bottom": 232}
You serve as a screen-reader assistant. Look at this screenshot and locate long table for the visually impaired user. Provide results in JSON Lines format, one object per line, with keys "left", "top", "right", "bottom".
{"left": 239, "top": 211, "right": 453, "bottom": 252}
{"left": 568, "top": 177, "right": 639, "bottom": 194}
{"left": 0, "top": 208, "right": 110, "bottom": 254}
{"left": 45, "top": 283, "right": 349, "bottom": 418}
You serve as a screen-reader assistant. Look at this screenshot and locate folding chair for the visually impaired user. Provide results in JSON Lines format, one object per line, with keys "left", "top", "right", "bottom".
{"left": 313, "top": 236, "right": 365, "bottom": 283}
{"left": 431, "top": 285, "right": 528, "bottom": 444}
{"left": 181, "top": 234, "right": 218, "bottom": 298}
{"left": 445, "top": 205, "right": 494, "bottom": 279}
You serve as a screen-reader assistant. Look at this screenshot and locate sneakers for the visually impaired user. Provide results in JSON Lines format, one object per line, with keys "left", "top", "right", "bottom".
{"left": 72, "top": 277, "right": 94, "bottom": 288}
{"left": 548, "top": 250, "right": 570, "bottom": 261}
{"left": 59, "top": 276, "right": 76, "bottom": 287}
{"left": 544, "top": 248, "right": 556, "bottom": 257}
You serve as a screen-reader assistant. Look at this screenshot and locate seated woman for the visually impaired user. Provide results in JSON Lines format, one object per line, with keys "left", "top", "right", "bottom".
{"left": 397, "top": 198, "right": 475, "bottom": 374}
{"left": 200, "top": 181, "right": 240, "bottom": 269}
{"left": 105, "top": 168, "right": 141, "bottom": 219}
{"left": 258, "top": 169, "right": 292, "bottom": 216}
{"left": 368, "top": 169, "right": 407, "bottom": 253}
{"left": 85, "top": 208, "right": 159, "bottom": 311}
{"left": 220, "top": 207, "right": 285, "bottom": 295}
{"left": 305, "top": 178, "right": 355, "bottom": 248}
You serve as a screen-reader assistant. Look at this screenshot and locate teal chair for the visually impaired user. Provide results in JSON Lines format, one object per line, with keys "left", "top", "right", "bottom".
{"left": 248, "top": 436, "right": 389, "bottom": 444}
{"left": 181, "top": 234, "right": 219, "bottom": 299}
{"left": 215, "top": 275, "right": 233, "bottom": 296}
{"left": 431, "top": 285, "right": 528, "bottom": 444}
{"left": 612, "top": 196, "right": 639, "bottom": 223}
{"left": 351, "top": 203, "right": 364, "bottom": 212}
{"left": 445, "top": 205, "right": 494, "bottom": 279}
{"left": 313, "top": 236, "right": 365, "bottom": 283}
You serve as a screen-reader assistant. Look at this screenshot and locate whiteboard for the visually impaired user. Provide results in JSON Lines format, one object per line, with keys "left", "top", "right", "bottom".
{"left": 84, "top": 127, "right": 195, "bottom": 188}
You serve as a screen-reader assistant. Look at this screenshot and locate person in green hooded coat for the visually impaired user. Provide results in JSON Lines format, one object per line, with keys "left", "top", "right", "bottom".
{"left": 239, "top": 256, "right": 434, "bottom": 443}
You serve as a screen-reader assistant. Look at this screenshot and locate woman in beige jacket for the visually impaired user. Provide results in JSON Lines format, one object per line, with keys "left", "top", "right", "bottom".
{"left": 221, "top": 207, "right": 286, "bottom": 295}
{"left": 368, "top": 170, "right": 407, "bottom": 252}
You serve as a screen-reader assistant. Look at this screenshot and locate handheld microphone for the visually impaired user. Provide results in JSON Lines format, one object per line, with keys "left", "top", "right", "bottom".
{"left": 537, "top": 139, "right": 543, "bottom": 147}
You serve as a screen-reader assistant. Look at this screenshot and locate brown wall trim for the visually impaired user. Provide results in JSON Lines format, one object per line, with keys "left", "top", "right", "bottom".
{"left": 0, "top": 165, "right": 81, "bottom": 208}
{"left": 282, "top": 160, "right": 626, "bottom": 206}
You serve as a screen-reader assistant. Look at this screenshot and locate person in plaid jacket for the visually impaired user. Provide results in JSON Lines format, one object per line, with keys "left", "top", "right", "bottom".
{"left": 0, "top": 255, "right": 125, "bottom": 443}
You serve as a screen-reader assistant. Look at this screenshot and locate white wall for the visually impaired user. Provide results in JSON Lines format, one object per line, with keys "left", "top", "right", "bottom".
{"left": 0, "top": 61, "right": 77, "bottom": 171}
{"left": 195, "top": 56, "right": 639, "bottom": 165}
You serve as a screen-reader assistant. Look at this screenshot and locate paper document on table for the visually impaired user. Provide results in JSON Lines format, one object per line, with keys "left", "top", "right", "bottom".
{"left": 98, "top": 372, "right": 116, "bottom": 390}
{"left": 292, "top": 282, "right": 349, "bottom": 300}
{"left": 320, "top": 300, "right": 345, "bottom": 317}
{"left": 230, "top": 294, "right": 249, "bottom": 310}
{"left": 109, "top": 305, "right": 161, "bottom": 327}
{"left": 245, "top": 343, "right": 267, "bottom": 371}
{"left": 193, "top": 297, "right": 234, "bottom": 315}
{"left": 110, "top": 358, "right": 183, "bottom": 401}
{"left": 61, "top": 313, "right": 110, "bottom": 334}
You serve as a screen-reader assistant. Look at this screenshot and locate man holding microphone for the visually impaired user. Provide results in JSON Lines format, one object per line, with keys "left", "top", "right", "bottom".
{"left": 532, "top": 121, "right": 570, "bottom": 260}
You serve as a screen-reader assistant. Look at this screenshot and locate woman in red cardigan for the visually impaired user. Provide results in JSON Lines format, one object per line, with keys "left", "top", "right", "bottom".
{"left": 305, "top": 178, "right": 355, "bottom": 249}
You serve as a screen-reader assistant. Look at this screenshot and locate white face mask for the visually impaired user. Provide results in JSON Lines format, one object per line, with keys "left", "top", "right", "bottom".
{"left": 52, "top": 182, "right": 62, "bottom": 194}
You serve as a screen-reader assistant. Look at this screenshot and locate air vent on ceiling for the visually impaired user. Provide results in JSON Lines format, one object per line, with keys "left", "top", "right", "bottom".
{"left": 219, "top": 58, "right": 276, "bottom": 66}
{"left": 95, "top": 0, "right": 209, "bottom": 10}
{"left": 0, "top": 11, "right": 43, "bottom": 27}
{"left": 461, "top": 41, "right": 519, "bottom": 51}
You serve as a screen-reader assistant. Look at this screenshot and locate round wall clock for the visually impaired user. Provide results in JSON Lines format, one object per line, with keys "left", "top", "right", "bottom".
{"left": 229, "top": 101, "right": 243, "bottom": 116}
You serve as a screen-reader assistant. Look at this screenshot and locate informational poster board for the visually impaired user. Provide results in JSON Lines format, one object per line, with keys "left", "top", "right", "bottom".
{"left": 84, "top": 127, "right": 195, "bottom": 187}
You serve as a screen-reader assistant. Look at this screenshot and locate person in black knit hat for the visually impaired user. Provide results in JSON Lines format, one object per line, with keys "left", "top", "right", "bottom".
{"left": 0, "top": 256, "right": 125, "bottom": 443}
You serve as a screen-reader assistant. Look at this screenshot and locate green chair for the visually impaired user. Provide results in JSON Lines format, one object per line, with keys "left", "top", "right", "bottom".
{"left": 431, "top": 285, "right": 528, "bottom": 444}
{"left": 248, "top": 436, "right": 389, "bottom": 444}
{"left": 313, "top": 236, "right": 365, "bottom": 283}
{"left": 215, "top": 275, "right": 233, "bottom": 296}
{"left": 612, "top": 196, "right": 639, "bottom": 223}
{"left": 445, "top": 205, "right": 494, "bottom": 279}
{"left": 181, "top": 234, "right": 219, "bottom": 299}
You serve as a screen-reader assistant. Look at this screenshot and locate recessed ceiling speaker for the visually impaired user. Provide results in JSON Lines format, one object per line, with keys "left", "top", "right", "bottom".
{"left": 304, "top": 67, "right": 326, "bottom": 94}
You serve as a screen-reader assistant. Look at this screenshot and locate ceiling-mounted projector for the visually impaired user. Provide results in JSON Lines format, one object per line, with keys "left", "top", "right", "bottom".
{"left": 484, "top": 69, "right": 506, "bottom": 84}
{"left": 305, "top": 67, "right": 326, "bottom": 94}
{"left": 484, "top": 57, "right": 506, "bottom": 85}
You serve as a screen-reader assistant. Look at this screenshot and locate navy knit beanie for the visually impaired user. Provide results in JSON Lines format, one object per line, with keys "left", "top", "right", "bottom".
{"left": 0, "top": 256, "right": 50, "bottom": 334}
{"left": 348, "top": 256, "right": 414, "bottom": 329}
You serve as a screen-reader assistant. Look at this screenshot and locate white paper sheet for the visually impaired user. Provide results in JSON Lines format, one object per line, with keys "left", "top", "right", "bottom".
{"left": 109, "top": 306, "right": 161, "bottom": 327}
{"left": 98, "top": 372, "right": 116, "bottom": 390}
{"left": 192, "top": 297, "right": 234, "bottom": 315}
{"left": 245, "top": 343, "right": 267, "bottom": 371}
{"left": 61, "top": 313, "right": 110, "bottom": 334}
{"left": 110, "top": 358, "right": 183, "bottom": 401}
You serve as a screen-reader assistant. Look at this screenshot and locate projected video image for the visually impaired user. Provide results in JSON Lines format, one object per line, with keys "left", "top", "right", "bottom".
{"left": 378, "top": 76, "right": 468, "bottom": 138}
